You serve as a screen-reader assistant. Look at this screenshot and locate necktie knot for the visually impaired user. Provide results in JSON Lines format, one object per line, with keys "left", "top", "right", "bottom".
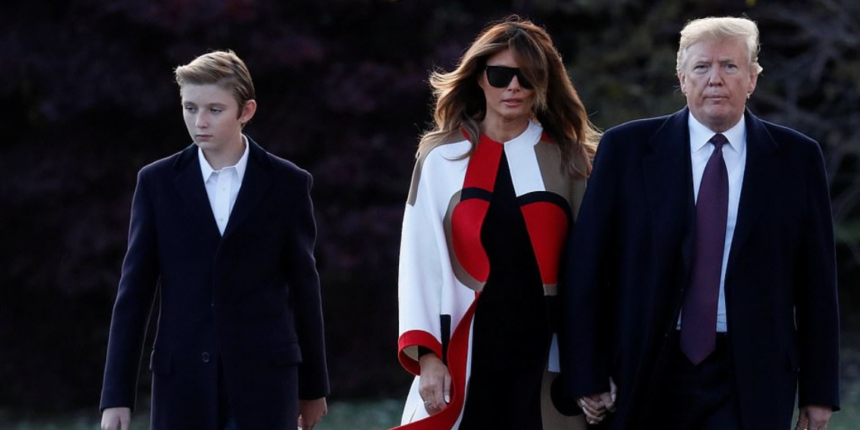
{"left": 710, "top": 133, "right": 728, "bottom": 150}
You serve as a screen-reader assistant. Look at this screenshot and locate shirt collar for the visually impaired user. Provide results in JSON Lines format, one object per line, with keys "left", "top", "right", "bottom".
{"left": 198, "top": 134, "right": 250, "bottom": 181}
{"left": 496, "top": 119, "right": 543, "bottom": 147}
{"left": 688, "top": 113, "right": 747, "bottom": 155}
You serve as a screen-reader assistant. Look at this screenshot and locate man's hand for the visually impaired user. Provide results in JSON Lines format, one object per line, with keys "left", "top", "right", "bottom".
{"left": 418, "top": 353, "right": 451, "bottom": 415}
{"left": 100, "top": 407, "right": 131, "bottom": 430}
{"left": 298, "top": 397, "right": 328, "bottom": 430}
{"left": 795, "top": 405, "right": 832, "bottom": 430}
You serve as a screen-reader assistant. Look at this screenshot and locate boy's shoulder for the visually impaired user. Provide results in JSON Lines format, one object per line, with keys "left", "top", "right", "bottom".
{"left": 263, "top": 150, "right": 309, "bottom": 176}
{"left": 245, "top": 137, "right": 312, "bottom": 183}
{"left": 137, "top": 144, "right": 196, "bottom": 179}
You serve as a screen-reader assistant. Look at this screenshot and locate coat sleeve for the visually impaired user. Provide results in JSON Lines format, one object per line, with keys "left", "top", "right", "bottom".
{"left": 795, "top": 140, "right": 840, "bottom": 410}
{"left": 285, "top": 171, "right": 330, "bottom": 400}
{"left": 397, "top": 154, "right": 447, "bottom": 375}
{"left": 100, "top": 167, "right": 161, "bottom": 411}
{"left": 559, "top": 132, "right": 619, "bottom": 398}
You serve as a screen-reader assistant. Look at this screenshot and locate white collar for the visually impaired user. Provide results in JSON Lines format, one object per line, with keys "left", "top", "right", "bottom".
{"left": 493, "top": 119, "right": 543, "bottom": 147}
{"left": 198, "top": 134, "right": 250, "bottom": 181}
{"left": 688, "top": 113, "right": 746, "bottom": 154}
{"left": 507, "top": 119, "right": 543, "bottom": 146}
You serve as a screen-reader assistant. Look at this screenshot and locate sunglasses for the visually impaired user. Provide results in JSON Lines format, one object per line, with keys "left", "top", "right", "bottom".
{"left": 484, "top": 66, "right": 534, "bottom": 89}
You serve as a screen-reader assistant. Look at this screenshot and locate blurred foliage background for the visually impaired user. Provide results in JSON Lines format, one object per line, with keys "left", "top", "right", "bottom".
{"left": 1, "top": 0, "right": 858, "bottom": 424}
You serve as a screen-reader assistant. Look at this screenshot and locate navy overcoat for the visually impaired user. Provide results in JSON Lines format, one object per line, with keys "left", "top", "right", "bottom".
{"left": 561, "top": 108, "right": 840, "bottom": 429}
{"left": 100, "top": 137, "right": 329, "bottom": 429}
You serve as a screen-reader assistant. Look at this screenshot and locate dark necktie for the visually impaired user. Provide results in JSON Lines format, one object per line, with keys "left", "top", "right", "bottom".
{"left": 681, "top": 133, "right": 729, "bottom": 365}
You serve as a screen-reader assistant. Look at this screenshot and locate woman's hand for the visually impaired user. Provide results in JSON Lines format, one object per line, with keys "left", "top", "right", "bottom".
{"left": 418, "top": 353, "right": 451, "bottom": 415}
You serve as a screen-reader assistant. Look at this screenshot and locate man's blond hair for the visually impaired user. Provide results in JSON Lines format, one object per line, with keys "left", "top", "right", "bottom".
{"left": 677, "top": 17, "right": 763, "bottom": 76}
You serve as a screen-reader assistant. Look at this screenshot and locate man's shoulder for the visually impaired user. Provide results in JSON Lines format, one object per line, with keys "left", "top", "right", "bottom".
{"left": 749, "top": 115, "right": 824, "bottom": 162}
{"left": 605, "top": 112, "right": 679, "bottom": 138}
{"left": 757, "top": 117, "right": 818, "bottom": 146}
{"left": 595, "top": 112, "right": 684, "bottom": 157}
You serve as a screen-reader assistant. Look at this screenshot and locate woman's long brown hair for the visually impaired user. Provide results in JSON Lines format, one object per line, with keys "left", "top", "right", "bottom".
{"left": 417, "top": 15, "right": 599, "bottom": 178}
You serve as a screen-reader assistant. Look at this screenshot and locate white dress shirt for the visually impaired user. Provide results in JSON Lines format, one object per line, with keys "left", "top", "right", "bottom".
{"left": 684, "top": 115, "right": 747, "bottom": 332}
{"left": 198, "top": 135, "right": 250, "bottom": 235}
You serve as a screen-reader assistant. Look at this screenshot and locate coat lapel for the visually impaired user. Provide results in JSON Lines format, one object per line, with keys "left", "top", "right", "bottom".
{"left": 223, "top": 137, "right": 274, "bottom": 238}
{"left": 726, "top": 110, "right": 779, "bottom": 273}
{"left": 642, "top": 108, "right": 696, "bottom": 273}
{"left": 173, "top": 144, "right": 221, "bottom": 238}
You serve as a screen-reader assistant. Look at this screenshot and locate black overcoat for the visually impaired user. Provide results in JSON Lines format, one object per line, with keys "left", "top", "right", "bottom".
{"left": 561, "top": 108, "right": 840, "bottom": 429}
{"left": 100, "top": 138, "right": 329, "bottom": 429}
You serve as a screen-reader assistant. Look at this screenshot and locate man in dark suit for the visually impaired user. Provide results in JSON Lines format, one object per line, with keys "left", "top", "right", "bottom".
{"left": 560, "top": 17, "right": 840, "bottom": 429}
{"left": 99, "top": 50, "right": 329, "bottom": 430}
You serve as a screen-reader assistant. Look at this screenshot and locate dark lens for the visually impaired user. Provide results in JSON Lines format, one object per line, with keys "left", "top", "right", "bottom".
{"left": 515, "top": 70, "right": 533, "bottom": 89}
{"left": 485, "top": 66, "right": 515, "bottom": 88}
{"left": 485, "top": 66, "right": 532, "bottom": 89}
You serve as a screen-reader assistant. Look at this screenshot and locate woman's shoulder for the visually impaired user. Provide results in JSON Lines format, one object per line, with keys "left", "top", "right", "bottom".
{"left": 418, "top": 133, "right": 471, "bottom": 168}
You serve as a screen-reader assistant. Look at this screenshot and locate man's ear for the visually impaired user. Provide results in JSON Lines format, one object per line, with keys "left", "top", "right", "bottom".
{"left": 747, "top": 71, "right": 758, "bottom": 96}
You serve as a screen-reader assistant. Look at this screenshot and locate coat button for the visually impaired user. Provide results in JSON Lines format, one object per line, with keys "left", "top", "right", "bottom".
{"left": 202, "top": 352, "right": 210, "bottom": 363}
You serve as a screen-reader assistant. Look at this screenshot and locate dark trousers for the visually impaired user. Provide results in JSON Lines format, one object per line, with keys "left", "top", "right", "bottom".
{"left": 458, "top": 363, "right": 544, "bottom": 430}
{"left": 217, "top": 360, "right": 239, "bottom": 430}
{"left": 217, "top": 358, "right": 299, "bottom": 430}
{"left": 655, "top": 332, "right": 742, "bottom": 430}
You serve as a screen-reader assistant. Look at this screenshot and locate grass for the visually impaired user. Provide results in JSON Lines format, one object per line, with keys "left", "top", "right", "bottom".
{"left": 317, "top": 399, "right": 402, "bottom": 429}
{"left": 0, "top": 399, "right": 402, "bottom": 430}
{"left": 3, "top": 396, "right": 859, "bottom": 429}
{"left": 3, "top": 334, "right": 858, "bottom": 430}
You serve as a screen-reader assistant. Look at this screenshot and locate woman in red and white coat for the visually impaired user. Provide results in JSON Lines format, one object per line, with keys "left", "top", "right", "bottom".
{"left": 394, "top": 16, "right": 600, "bottom": 429}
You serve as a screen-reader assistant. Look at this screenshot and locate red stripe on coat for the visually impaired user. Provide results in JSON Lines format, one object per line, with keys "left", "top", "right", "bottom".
{"left": 520, "top": 201, "right": 569, "bottom": 285}
{"left": 398, "top": 331, "right": 443, "bottom": 376}
{"left": 451, "top": 136, "right": 502, "bottom": 283}
{"left": 462, "top": 135, "right": 502, "bottom": 191}
{"left": 451, "top": 199, "right": 490, "bottom": 283}
{"left": 391, "top": 297, "right": 480, "bottom": 430}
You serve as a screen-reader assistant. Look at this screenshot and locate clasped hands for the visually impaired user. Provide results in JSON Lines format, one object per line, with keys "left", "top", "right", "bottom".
{"left": 576, "top": 378, "right": 617, "bottom": 425}
{"left": 418, "top": 353, "right": 621, "bottom": 425}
